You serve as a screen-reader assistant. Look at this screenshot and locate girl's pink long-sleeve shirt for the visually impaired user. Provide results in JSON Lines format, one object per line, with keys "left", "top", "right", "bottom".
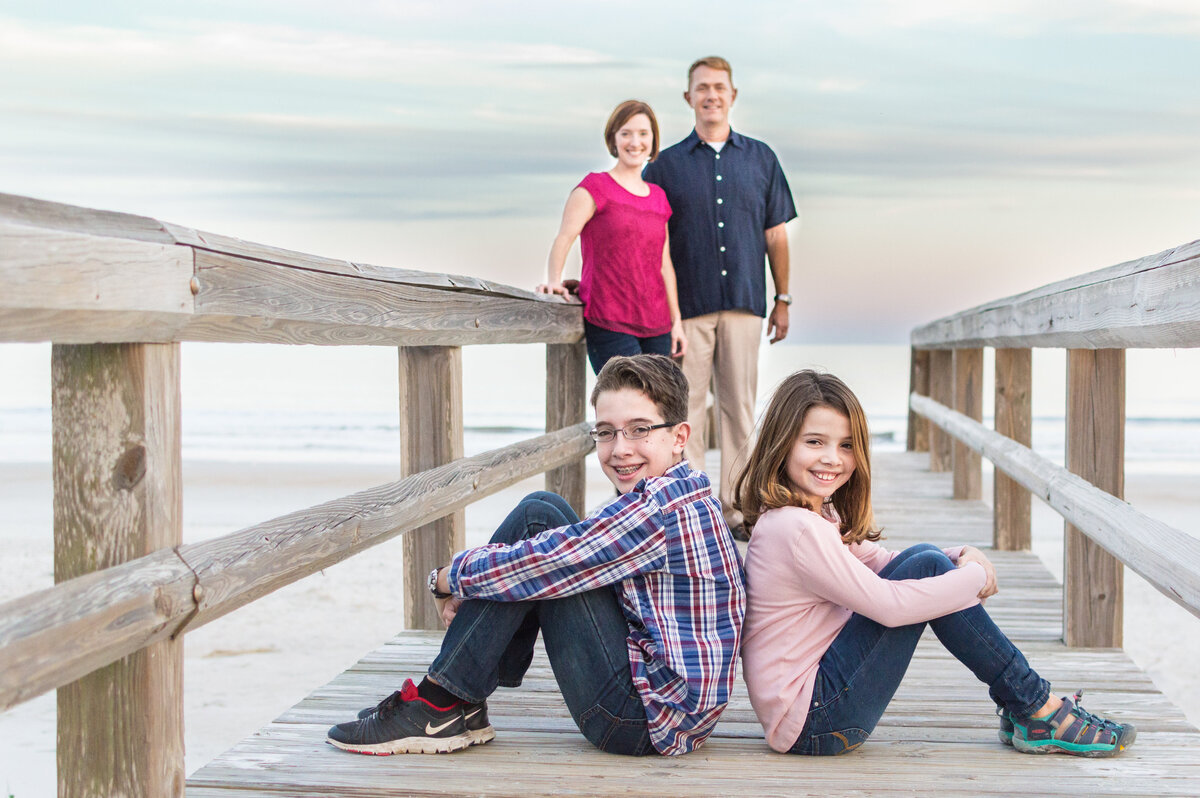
{"left": 741, "top": 505, "right": 987, "bottom": 752}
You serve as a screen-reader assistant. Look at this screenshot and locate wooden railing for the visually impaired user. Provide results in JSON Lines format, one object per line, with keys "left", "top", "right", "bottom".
{"left": 0, "top": 192, "right": 592, "bottom": 797}
{"left": 907, "top": 239, "right": 1200, "bottom": 651}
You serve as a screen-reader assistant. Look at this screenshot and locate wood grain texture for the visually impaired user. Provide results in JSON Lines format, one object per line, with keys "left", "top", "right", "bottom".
{"left": 907, "top": 347, "right": 930, "bottom": 452}
{"left": 910, "top": 393, "right": 1199, "bottom": 618}
{"left": 399, "top": 346, "right": 465, "bottom": 631}
{"left": 545, "top": 342, "right": 589, "bottom": 515}
{"left": 911, "top": 238, "right": 1200, "bottom": 348}
{"left": 928, "top": 350, "right": 954, "bottom": 472}
{"left": 186, "top": 451, "right": 1200, "bottom": 797}
{"left": 52, "top": 343, "right": 185, "bottom": 798}
{"left": 952, "top": 348, "right": 982, "bottom": 500}
{"left": 0, "top": 192, "right": 584, "bottom": 346}
{"left": 993, "top": 349, "right": 1032, "bottom": 550}
{"left": 0, "top": 426, "right": 592, "bottom": 713}
{"left": 1064, "top": 349, "right": 1125, "bottom": 648}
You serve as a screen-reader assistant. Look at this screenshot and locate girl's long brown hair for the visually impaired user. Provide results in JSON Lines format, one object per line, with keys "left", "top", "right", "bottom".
{"left": 732, "top": 370, "right": 880, "bottom": 545}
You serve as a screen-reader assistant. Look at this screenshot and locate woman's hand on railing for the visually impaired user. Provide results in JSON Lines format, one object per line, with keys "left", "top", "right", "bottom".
{"left": 958, "top": 545, "right": 998, "bottom": 600}
{"left": 535, "top": 279, "right": 579, "bottom": 298}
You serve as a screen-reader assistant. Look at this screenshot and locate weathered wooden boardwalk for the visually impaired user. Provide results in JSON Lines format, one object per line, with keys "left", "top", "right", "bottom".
{"left": 188, "top": 452, "right": 1200, "bottom": 797}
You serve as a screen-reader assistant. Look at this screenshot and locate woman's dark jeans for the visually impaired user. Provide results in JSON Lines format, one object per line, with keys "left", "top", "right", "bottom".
{"left": 789, "top": 543, "right": 1050, "bottom": 756}
{"left": 428, "top": 491, "right": 654, "bottom": 756}
{"left": 585, "top": 320, "right": 671, "bottom": 375}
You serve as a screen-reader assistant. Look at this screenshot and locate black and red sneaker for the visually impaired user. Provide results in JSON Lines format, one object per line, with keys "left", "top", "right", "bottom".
{"left": 356, "top": 688, "right": 494, "bottom": 746}
{"left": 327, "top": 678, "right": 472, "bottom": 755}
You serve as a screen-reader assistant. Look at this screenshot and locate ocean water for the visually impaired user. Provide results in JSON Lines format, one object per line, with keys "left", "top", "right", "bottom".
{"left": 4, "top": 342, "right": 1200, "bottom": 473}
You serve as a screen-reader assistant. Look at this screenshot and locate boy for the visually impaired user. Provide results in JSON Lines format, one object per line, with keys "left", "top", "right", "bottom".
{"left": 327, "top": 354, "right": 746, "bottom": 757}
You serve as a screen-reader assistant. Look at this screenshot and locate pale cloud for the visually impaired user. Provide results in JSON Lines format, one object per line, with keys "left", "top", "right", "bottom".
{"left": 817, "top": 0, "right": 1200, "bottom": 34}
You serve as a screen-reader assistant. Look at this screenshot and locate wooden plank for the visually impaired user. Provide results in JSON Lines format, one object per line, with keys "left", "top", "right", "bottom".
{"left": 994, "top": 349, "right": 1032, "bottom": 550}
{"left": 909, "top": 394, "right": 1200, "bottom": 618}
{"left": 952, "top": 348, "right": 982, "bottom": 499}
{"left": 928, "top": 350, "right": 953, "bottom": 472}
{"left": 911, "top": 238, "right": 1200, "bottom": 349}
{"left": 0, "top": 425, "right": 592, "bottom": 712}
{"left": 52, "top": 343, "right": 185, "bottom": 798}
{"left": 907, "top": 347, "right": 930, "bottom": 452}
{"left": 399, "top": 346, "right": 465, "bottom": 630}
{"left": 1065, "top": 349, "right": 1125, "bottom": 648}
{"left": 190, "top": 251, "right": 582, "bottom": 347}
{"left": 545, "top": 342, "right": 589, "bottom": 515}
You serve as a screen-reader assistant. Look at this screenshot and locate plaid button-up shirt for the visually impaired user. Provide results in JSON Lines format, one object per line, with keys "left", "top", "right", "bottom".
{"left": 447, "top": 461, "right": 746, "bottom": 755}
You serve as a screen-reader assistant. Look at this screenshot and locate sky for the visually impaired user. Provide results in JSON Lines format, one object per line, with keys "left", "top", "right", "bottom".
{"left": 2, "top": 0, "right": 1199, "bottom": 342}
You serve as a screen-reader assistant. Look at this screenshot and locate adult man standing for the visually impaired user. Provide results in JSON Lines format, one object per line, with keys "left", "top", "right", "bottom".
{"left": 644, "top": 56, "right": 796, "bottom": 538}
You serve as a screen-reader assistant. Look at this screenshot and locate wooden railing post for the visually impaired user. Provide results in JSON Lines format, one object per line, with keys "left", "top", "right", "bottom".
{"left": 52, "top": 343, "right": 184, "bottom": 798}
{"left": 994, "top": 349, "right": 1032, "bottom": 550}
{"left": 928, "top": 349, "right": 954, "bottom": 472}
{"left": 952, "top": 348, "right": 983, "bottom": 499}
{"left": 546, "top": 342, "right": 588, "bottom": 515}
{"left": 399, "top": 346, "right": 465, "bottom": 631}
{"left": 907, "top": 347, "right": 930, "bottom": 452}
{"left": 1064, "top": 349, "right": 1125, "bottom": 647}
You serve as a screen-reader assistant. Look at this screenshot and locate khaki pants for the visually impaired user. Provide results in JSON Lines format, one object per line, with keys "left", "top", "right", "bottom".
{"left": 680, "top": 310, "right": 761, "bottom": 529}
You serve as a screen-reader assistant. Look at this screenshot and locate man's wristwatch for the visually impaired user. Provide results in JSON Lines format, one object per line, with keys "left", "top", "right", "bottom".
{"left": 774, "top": 293, "right": 793, "bottom": 305}
{"left": 428, "top": 567, "right": 451, "bottom": 599}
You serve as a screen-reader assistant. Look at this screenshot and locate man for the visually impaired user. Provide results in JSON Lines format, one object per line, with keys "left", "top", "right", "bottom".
{"left": 327, "top": 355, "right": 746, "bottom": 757}
{"left": 644, "top": 56, "right": 797, "bottom": 539}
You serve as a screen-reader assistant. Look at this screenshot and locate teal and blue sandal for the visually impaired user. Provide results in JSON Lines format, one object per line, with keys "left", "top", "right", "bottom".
{"left": 1011, "top": 691, "right": 1136, "bottom": 757}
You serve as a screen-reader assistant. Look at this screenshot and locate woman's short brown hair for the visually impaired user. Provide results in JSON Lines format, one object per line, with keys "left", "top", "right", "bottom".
{"left": 732, "top": 370, "right": 880, "bottom": 544}
{"left": 604, "top": 100, "right": 660, "bottom": 161}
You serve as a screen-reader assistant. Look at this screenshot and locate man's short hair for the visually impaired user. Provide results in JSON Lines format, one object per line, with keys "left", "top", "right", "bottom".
{"left": 688, "top": 56, "right": 734, "bottom": 88}
{"left": 591, "top": 354, "right": 688, "bottom": 425}
{"left": 604, "top": 100, "right": 660, "bottom": 162}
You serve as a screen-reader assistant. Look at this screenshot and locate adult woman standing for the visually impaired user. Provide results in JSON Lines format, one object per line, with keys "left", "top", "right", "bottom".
{"left": 538, "top": 100, "right": 686, "bottom": 374}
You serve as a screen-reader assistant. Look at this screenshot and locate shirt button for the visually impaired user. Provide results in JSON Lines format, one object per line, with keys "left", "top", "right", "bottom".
{"left": 720, "top": 246, "right": 726, "bottom": 252}
{"left": 716, "top": 175, "right": 723, "bottom": 181}
{"left": 718, "top": 222, "right": 724, "bottom": 228}
{"left": 717, "top": 198, "right": 723, "bottom": 204}
{"left": 721, "top": 270, "right": 728, "bottom": 276}
{"left": 715, "top": 154, "right": 721, "bottom": 159}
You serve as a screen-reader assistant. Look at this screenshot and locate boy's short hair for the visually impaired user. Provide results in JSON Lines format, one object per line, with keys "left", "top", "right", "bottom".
{"left": 591, "top": 354, "right": 688, "bottom": 425}
{"left": 604, "top": 100, "right": 661, "bottom": 162}
{"left": 688, "top": 56, "right": 734, "bottom": 88}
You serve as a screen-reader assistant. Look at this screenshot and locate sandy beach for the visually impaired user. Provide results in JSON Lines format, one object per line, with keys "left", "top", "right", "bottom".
{"left": 1, "top": 453, "right": 1197, "bottom": 795}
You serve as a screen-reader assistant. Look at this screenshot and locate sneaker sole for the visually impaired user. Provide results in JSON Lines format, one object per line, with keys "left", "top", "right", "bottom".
{"left": 326, "top": 732, "right": 474, "bottom": 755}
{"left": 468, "top": 725, "right": 496, "bottom": 746}
{"left": 1012, "top": 725, "right": 1137, "bottom": 758}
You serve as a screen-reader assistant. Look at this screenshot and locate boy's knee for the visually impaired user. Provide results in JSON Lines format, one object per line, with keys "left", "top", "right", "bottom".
{"left": 518, "top": 491, "right": 575, "bottom": 529}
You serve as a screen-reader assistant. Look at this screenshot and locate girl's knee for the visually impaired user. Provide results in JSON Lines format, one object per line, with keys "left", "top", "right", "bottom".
{"left": 891, "top": 546, "right": 953, "bottom": 579}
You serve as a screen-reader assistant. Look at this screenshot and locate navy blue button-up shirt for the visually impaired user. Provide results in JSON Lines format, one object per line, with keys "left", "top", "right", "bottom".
{"left": 644, "top": 128, "right": 796, "bottom": 320}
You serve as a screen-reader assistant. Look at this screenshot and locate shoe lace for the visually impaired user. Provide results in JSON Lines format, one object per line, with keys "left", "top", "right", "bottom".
{"left": 1069, "top": 690, "right": 1123, "bottom": 733}
{"left": 371, "top": 690, "right": 405, "bottom": 718}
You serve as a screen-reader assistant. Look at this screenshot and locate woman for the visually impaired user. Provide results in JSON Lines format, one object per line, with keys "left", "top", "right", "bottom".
{"left": 538, "top": 100, "right": 686, "bottom": 374}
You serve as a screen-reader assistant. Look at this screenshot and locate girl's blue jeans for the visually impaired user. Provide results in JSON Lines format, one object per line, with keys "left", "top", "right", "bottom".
{"left": 427, "top": 491, "right": 654, "bottom": 756}
{"left": 789, "top": 543, "right": 1050, "bottom": 756}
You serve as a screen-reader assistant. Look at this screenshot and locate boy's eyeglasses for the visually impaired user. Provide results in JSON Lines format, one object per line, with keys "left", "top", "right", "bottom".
{"left": 589, "top": 423, "right": 677, "bottom": 443}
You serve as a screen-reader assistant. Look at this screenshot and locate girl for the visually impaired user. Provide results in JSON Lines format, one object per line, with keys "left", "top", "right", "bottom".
{"left": 537, "top": 100, "right": 686, "bottom": 374}
{"left": 735, "top": 370, "right": 1135, "bottom": 757}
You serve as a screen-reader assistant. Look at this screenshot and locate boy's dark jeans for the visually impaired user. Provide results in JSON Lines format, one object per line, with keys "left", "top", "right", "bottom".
{"left": 428, "top": 491, "right": 654, "bottom": 756}
{"left": 790, "top": 543, "right": 1050, "bottom": 755}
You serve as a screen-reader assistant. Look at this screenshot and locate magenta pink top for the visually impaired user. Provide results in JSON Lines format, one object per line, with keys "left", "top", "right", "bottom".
{"left": 741, "top": 505, "right": 986, "bottom": 752}
{"left": 577, "top": 172, "right": 673, "bottom": 337}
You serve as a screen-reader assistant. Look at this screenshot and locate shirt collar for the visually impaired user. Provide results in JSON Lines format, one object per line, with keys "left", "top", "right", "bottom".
{"left": 686, "top": 127, "right": 743, "bottom": 151}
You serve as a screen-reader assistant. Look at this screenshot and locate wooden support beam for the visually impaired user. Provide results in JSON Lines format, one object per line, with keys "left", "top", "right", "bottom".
{"left": 399, "top": 346, "right": 465, "bottom": 631}
{"left": 952, "top": 348, "right": 983, "bottom": 500}
{"left": 1064, "top": 349, "right": 1125, "bottom": 647}
{"left": 907, "top": 348, "right": 931, "bottom": 452}
{"left": 545, "top": 342, "right": 589, "bottom": 515}
{"left": 52, "top": 343, "right": 184, "bottom": 798}
{"left": 928, "top": 350, "right": 954, "bottom": 472}
{"left": 994, "top": 349, "right": 1032, "bottom": 550}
